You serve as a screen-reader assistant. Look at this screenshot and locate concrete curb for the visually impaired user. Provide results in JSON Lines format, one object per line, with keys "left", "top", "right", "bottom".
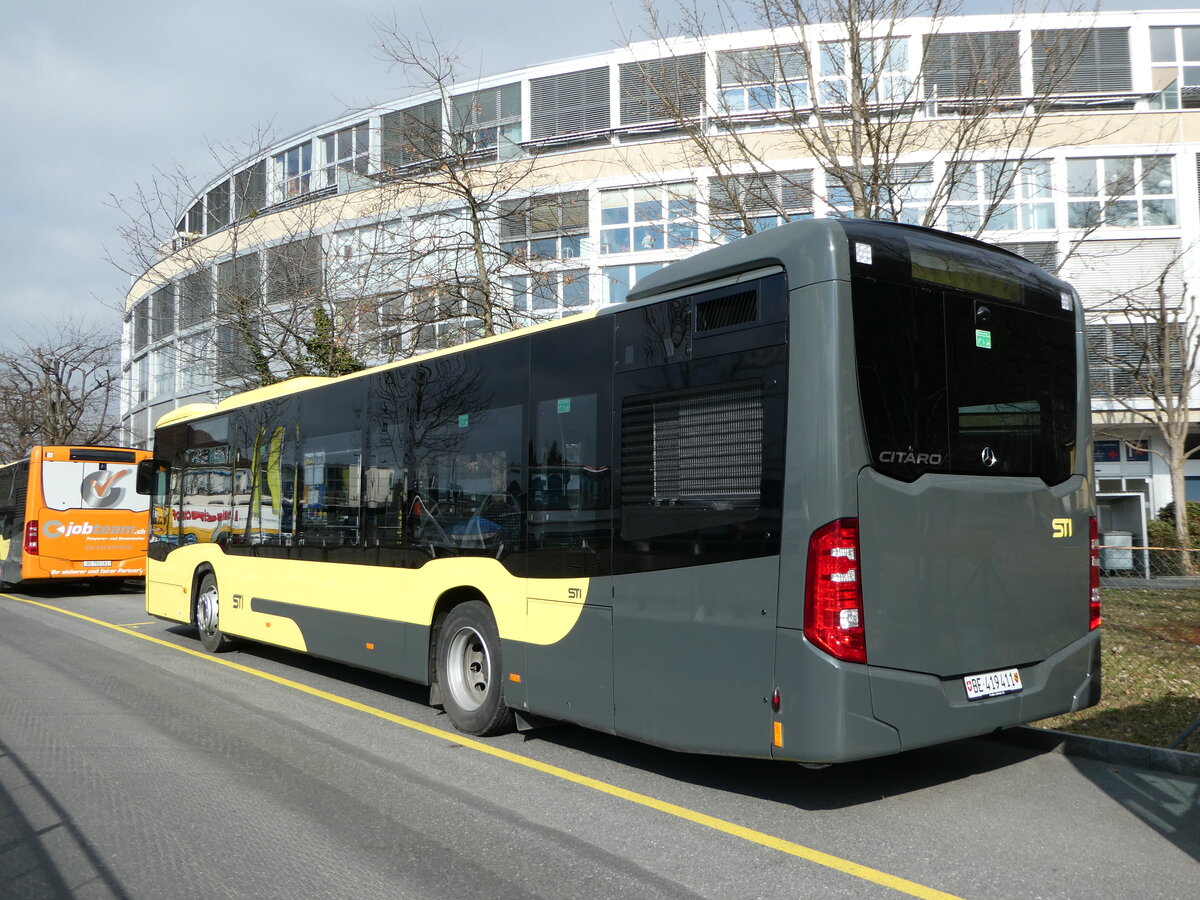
{"left": 987, "top": 725, "right": 1200, "bottom": 778}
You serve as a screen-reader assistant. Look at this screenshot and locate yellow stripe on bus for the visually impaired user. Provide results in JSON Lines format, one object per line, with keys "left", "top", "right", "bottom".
{"left": 4, "top": 592, "right": 966, "bottom": 900}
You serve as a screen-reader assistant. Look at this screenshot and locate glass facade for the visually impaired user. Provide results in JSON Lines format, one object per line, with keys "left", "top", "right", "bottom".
{"left": 125, "top": 10, "right": 1200, "bottom": 527}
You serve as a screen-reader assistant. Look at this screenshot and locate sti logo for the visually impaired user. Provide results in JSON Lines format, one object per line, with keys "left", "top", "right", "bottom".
{"left": 1051, "top": 518, "right": 1073, "bottom": 539}
{"left": 81, "top": 468, "right": 130, "bottom": 509}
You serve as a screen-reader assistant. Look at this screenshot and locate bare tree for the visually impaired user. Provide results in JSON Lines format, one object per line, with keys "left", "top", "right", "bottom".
{"left": 1088, "top": 259, "right": 1200, "bottom": 573}
{"left": 370, "top": 19, "right": 582, "bottom": 345}
{"left": 0, "top": 322, "right": 121, "bottom": 458}
{"left": 109, "top": 22, "right": 583, "bottom": 398}
{"left": 111, "top": 139, "right": 379, "bottom": 394}
{"left": 631, "top": 0, "right": 1113, "bottom": 237}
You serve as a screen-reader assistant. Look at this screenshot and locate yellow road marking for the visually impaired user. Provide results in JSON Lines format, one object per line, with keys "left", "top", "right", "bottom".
{"left": 120, "top": 622, "right": 155, "bottom": 628}
{"left": 4, "top": 593, "right": 966, "bottom": 900}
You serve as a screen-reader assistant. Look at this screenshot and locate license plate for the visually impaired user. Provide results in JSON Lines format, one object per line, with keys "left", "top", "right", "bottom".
{"left": 82, "top": 560, "right": 112, "bottom": 568}
{"left": 963, "top": 667, "right": 1023, "bottom": 701}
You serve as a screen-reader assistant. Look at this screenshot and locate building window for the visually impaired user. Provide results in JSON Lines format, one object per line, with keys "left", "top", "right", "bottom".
{"left": 819, "top": 38, "right": 910, "bottom": 107}
{"left": 273, "top": 142, "right": 313, "bottom": 201}
{"left": 946, "top": 160, "right": 1054, "bottom": 233}
{"left": 717, "top": 45, "right": 810, "bottom": 114}
{"left": 529, "top": 67, "right": 610, "bottom": 141}
{"left": 135, "top": 355, "right": 149, "bottom": 405}
{"left": 619, "top": 54, "right": 704, "bottom": 125}
{"left": 178, "top": 334, "right": 212, "bottom": 395}
{"left": 382, "top": 101, "right": 443, "bottom": 168}
{"left": 322, "top": 122, "right": 370, "bottom": 187}
{"left": 709, "top": 171, "right": 813, "bottom": 241}
{"left": 265, "top": 238, "right": 323, "bottom": 304}
{"left": 151, "top": 345, "right": 175, "bottom": 400}
{"left": 602, "top": 263, "right": 663, "bottom": 304}
{"left": 452, "top": 83, "right": 522, "bottom": 154}
{"left": 1094, "top": 439, "right": 1120, "bottom": 462}
{"left": 216, "top": 323, "right": 258, "bottom": 383}
{"left": 1186, "top": 476, "right": 1200, "bottom": 502}
{"left": 206, "top": 180, "right": 231, "bottom": 233}
{"left": 1067, "top": 157, "right": 1175, "bottom": 228}
{"left": 1087, "top": 321, "right": 1185, "bottom": 399}
{"left": 1149, "top": 26, "right": 1200, "bottom": 109}
{"left": 507, "top": 269, "right": 590, "bottom": 317}
{"left": 408, "top": 289, "right": 475, "bottom": 351}
{"left": 150, "top": 285, "right": 175, "bottom": 342}
{"left": 178, "top": 200, "right": 204, "bottom": 236}
{"left": 922, "top": 31, "right": 1021, "bottom": 100}
{"left": 997, "top": 241, "right": 1058, "bottom": 272}
{"left": 234, "top": 161, "right": 266, "bottom": 219}
{"left": 1032, "top": 28, "right": 1131, "bottom": 96}
{"left": 1066, "top": 239, "right": 1183, "bottom": 311}
{"left": 600, "top": 183, "right": 698, "bottom": 254}
{"left": 827, "top": 164, "right": 932, "bottom": 223}
{"left": 129, "top": 408, "right": 148, "bottom": 449}
{"left": 217, "top": 253, "right": 262, "bottom": 317}
{"left": 180, "top": 270, "right": 213, "bottom": 330}
{"left": 132, "top": 298, "right": 149, "bottom": 352}
{"left": 1126, "top": 440, "right": 1150, "bottom": 462}
{"left": 499, "top": 191, "right": 588, "bottom": 260}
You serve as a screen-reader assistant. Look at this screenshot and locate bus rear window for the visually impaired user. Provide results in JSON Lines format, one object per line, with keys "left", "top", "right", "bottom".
{"left": 853, "top": 282, "right": 1076, "bottom": 484}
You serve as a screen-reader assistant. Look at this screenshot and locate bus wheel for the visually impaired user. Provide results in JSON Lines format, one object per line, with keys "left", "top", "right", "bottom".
{"left": 436, "top": 601, "right": 515, "bottom": 736}
{"left": 195, "top": 571, "right": 234, "bottom": 653}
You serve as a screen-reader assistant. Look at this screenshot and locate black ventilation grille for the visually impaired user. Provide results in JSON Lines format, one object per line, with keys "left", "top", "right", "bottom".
{"left": 622, "top": 381, "right": 763, "bottom": 507}
{"left": 695, "top": 290, "right": 758, "bottom": 333}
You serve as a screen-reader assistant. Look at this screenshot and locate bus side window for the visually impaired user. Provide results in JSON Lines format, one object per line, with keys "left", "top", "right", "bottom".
{"left": 527, "top": 321, "right": 613, "bottom": 577}
{"left": 409, "top": 403, "right": 523, "bottom": 560}
{"left": 294, "top": 382, "right": 364, "bottom": 561}
{"left": 0, "top": 469, "right": 13, "bottom": 540}
{"left": 300, "top": 431, "right": 362, "bottom": 552}
{"left": 364, "top": 369, "right": 409, "bottom": 559}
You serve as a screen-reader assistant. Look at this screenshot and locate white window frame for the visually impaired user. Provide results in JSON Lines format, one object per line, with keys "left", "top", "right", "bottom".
{"left": 1066, "top": 156, "right": 1176, "bottom": 229}
{"left": 945, "top": 160, "right": 1055, "bottom": 234}
{"left": 321, "top": 122, "right": 370, "bottom": 187}
{"left": 716, "top": 45, "right": 810, "bottom": 114}
{"left": 272, "top": 142, "right": 313, "bottom": 202}
{"left": 600, "top": 183, "right": 698, "bottom": 255}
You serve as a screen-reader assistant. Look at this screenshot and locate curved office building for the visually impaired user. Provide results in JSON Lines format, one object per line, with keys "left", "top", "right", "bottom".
{"left": 123, "top": 7, "right": 1200, "bottom": 520}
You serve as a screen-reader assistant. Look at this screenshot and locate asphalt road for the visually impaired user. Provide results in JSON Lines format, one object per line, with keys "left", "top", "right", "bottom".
{"left": 1, "top": 585, "right": 1197, "bottom": 900}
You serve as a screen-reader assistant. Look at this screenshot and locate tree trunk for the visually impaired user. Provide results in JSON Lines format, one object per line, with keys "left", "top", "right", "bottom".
{"left": 1169, "top": 450, "right": 1194, "bottom": 575}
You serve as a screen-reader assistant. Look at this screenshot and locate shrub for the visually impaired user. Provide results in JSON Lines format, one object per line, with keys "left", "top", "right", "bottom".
{"left": 1148, "top": 501, "right": 1200, "bottom": 576}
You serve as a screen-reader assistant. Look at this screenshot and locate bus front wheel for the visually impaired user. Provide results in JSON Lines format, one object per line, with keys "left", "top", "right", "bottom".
{"left": 195, "top": 571, "right": 235, "bottom": 653}
{"left": 435, "top": 600, "right": 515, "bottom": 736}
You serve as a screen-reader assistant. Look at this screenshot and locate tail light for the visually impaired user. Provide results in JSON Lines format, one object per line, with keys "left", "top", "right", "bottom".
{"left": 24, "top": 520, "right": 39, "bottom": 555}
{"left": 804, "top": 518, "right": 866, "bottom": 663}
{"left": 1089, "top": 517, "right": 1102, "bottom": 630}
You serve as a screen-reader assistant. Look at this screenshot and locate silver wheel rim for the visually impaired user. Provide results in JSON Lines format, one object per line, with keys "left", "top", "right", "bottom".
{"left": 446, "top": 625, "right": 491, "bottom": 712}
{"left": 197, "top": 582, "right": 219, "bottom": 636}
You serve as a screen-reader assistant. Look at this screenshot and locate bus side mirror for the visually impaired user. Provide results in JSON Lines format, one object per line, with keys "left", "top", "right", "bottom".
{"left": 136, "top": 459, "right": 170, "bottom": 495}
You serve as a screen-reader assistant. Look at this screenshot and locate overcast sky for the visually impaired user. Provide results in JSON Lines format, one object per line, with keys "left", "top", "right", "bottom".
{"left": 0, "top": 0, "right": 673, "bottom": 342}
{"left": 0, "top": 1, "right": 1191, "bottom": 344}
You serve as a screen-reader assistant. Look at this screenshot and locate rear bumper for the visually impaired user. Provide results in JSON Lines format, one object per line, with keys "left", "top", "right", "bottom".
{"left": 868, "top": 628, "right": 1102, "bottom": 755}
{"left": 20, "top": 555, "right": 146, "bottom": 580}
{"left": 771, "top": 626, "right": 1101, "bottom": 764}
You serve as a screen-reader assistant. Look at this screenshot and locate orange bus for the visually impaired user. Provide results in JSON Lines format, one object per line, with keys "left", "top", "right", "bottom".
{"left": 0, "top": 445, "right": 151, "bottom": 586}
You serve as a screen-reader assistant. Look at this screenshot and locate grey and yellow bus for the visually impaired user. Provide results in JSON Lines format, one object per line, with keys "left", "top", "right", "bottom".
{"left": 139, "top": 219, "right": 1100, "bottom": 763}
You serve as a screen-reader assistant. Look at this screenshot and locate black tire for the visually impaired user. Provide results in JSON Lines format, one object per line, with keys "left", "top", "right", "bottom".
{"left": 195, "top": 571, "right": 235, "bottom": 653}
{"left": 435, "top": 600, "right": 515, "bottom": 736}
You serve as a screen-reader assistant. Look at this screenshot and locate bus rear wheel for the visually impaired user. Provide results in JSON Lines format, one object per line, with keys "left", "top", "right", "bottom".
{"left": 436, "top": 600, "right": 514, "bottom": 736}
{"left": 195, "top": 571, "right": 235, "bottom": 653}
